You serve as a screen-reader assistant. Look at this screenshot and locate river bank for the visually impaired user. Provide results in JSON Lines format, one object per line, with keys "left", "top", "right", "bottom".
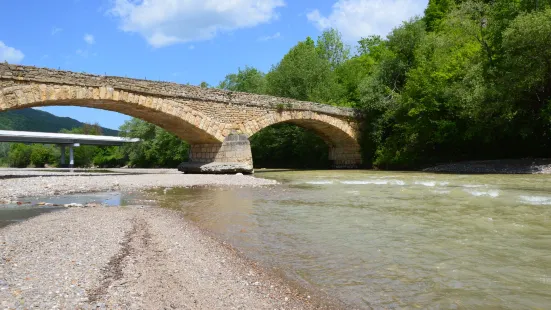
{"left": 0, "top": 206, "right": 342, "bottom": 309}
{"left": 0, "top": 168, "right": 276, "bottom": 203}
{"left": 0, "top": 169, "right": 344, "bottom": 309}
{"left": 423, "top": 158, "right": 551, "bottom": 174}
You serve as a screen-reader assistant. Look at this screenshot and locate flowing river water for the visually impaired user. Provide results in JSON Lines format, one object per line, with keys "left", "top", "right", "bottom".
{"left": 1, "top": 170, "right": 550, "bottom": 308}
{"left": 152, "top": 170, "right": 551, "bottom": 309}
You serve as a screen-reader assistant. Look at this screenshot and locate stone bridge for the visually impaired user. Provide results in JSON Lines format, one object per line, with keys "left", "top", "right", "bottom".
{"left": 0, "top": 64, "right": 362, "bottom": 172}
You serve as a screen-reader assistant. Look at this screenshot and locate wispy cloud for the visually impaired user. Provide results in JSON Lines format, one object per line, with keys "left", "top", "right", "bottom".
{"left": 84, "top": 34, "right": 95, "bottom": 45}
{"left": 76, "top": 49, "right": 96, "bottom": 57}
{"left": 188, "top": 45, "right": 195, "bottom": 50}
{"left": 51, "top": 27, "right": 63, "bottom": 35}
{"left": 258, "top": 32, "right": 281, "bottom": 41}
{"left": 0, "top": 41, "right": 24, "bottom": 63}
{"left": 76, "top": 49, "right": 89, "bottom": 58}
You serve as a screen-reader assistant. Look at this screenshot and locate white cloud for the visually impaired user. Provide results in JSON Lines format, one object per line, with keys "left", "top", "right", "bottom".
{"left": 76, "top": 49, "right": 87, "bottom": 57}
{"left": 0, "top": 41, "right": 24, "bottom": 63}
{"left": 188, "top": 45, "right": 195, "bottom": 50}
{"left": 258, "top": 32, "right": 281, "bottom": 41}
{"left": 109, "top": 0, "right": 285, "bottom": 47}
{"left": 307, "top": 0, "right": 428, "bottom": 41}
{"left": 84, "top": 34, "right": 95, "bottom": 44}
{"left": 51, "top": 27, "right": 63, "bottom": 35}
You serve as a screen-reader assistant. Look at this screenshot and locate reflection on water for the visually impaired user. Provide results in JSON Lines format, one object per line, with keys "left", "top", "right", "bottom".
{"left": 0, "top": 207, "right": 64, "bottom": 228}
{"left": 0, "top": 192, "right": 133, "bottom": 228}
{"left": 156, "top": 170, "right": 551, "bottom": 309}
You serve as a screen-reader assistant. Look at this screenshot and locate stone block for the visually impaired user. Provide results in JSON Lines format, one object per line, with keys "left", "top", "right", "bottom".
{"left": 178, "top": 162, "right": 253, "bottom": 174}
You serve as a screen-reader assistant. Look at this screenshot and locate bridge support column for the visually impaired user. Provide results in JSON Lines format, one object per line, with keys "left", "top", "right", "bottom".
{"left": 69, "top": 146, "right": 75, "bottom": 168}
{"left": 60, "top": 145, "right": 66, "bottom": 167}
{"left": 178, "top": 132, "right": 253, "bottom": 174}
{"left": 329, "top": 145, "right": 362, "bottom": 169}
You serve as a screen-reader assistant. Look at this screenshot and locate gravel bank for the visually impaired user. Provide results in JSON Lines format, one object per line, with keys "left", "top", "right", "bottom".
{"left": 1, "top": 206, "right": 343, "bottom": 309}
{"left": 423, "top": 159, "right": 551, "bottom": 174}
{"left": 0, "top": 168, "right": 276, "bottom": 202}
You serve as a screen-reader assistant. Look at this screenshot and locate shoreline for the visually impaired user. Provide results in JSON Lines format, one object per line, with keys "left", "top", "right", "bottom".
{"left": 0, "top": 169, "right": 347, "bottom": 309}
{"left": 422, "top": 158, "right": 551, "bottom": 174}
{"left": 0, "top": 168, "right": 277, "bottom": 203}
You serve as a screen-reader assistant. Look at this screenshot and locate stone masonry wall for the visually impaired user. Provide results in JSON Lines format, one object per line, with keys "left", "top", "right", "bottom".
{"left": 189, "top": 134, "right": 253, "bottom": 165}
{"left": 0, "top": 64, "right": 358, "bottom": 119}
{"left": 0, "top": 64, "right": 363, "bottom": 168}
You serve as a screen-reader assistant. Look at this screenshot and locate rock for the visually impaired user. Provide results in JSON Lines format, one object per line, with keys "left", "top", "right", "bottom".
{"left": 178, "top": 162, "right": 254, "bottom": 175}
{"left": 63, "top": 203, "right": 84, "bottom": 208}
{"left": 236, "top": 173, "right": 243, "bottom": 176}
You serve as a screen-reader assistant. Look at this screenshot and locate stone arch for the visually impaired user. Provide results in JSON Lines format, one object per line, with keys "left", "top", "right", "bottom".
{"left": 0, "top": 83, "right": 226, "bottom": 144}
{"left": 242, "top": 110, "right": 362, "bottom": 168}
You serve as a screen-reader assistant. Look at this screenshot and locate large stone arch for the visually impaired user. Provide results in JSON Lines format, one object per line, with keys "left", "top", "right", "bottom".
{"left": 242, "top": 110, "right": 362, "bottom": 168}
{"left": 0, "top": 64, "right": 363, "bottom": 172}
{"left": 0, "top": 84, "right": 225, "bottom": 144}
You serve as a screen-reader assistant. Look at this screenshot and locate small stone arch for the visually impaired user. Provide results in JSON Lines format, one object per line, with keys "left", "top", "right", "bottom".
{"left": 0, "top": 83, "right": 225, "bottom": 144}
{"left": 242, "top": 110, "right": 362, "bottom": 168}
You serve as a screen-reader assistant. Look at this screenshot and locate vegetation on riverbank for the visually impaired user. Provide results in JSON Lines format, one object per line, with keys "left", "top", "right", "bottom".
{"left": 0, "top": 121, "right": 189, "bottom": 168}
{"left": 221, "top": 0, "right": 551, "bottom": 169}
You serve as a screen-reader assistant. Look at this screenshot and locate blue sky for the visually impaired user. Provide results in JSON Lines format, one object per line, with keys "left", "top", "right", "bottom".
{"left": 0, "top": 0, "right": 428, "bottom": 130}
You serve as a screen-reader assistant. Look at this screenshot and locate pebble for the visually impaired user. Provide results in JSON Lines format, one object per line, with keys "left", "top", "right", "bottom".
{"left": 0, "top": 207, "right": 339, "bottom": 309}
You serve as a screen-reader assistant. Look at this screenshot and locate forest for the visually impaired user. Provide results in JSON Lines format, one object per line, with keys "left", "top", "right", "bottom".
{"left": 2, "top": 0, "right": 551, "bottom": 169}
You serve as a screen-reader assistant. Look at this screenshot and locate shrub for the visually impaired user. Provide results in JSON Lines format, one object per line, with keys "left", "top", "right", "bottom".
{"left": 30, "top": 144, "right": 56, "bottom": 168}
{"left": 8, "top": 143, "right": 32, "bottom": 168}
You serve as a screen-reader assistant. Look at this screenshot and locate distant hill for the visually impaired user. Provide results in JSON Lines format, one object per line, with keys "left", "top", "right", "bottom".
{"left": 0, "top": 108, "right": 119, "bottom": 136}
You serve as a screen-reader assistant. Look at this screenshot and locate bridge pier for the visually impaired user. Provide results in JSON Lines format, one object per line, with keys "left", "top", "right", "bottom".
{"left": 178, "top": 132, "right": 254, "bottom": 174}
{"left": 329, "top": 146, "right": 362, "bottom": 169}
{"left": 178, "top": 132, "right": 363, "bottom": 174}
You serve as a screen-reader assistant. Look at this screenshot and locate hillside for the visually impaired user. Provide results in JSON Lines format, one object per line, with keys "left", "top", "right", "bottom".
{"left": 0, "top": 108, "right": 119, "bottom": 136}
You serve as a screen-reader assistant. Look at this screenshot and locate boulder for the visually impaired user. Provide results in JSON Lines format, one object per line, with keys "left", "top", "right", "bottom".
{"left": 178, "top": 162, "right": 253, "bottom": 175}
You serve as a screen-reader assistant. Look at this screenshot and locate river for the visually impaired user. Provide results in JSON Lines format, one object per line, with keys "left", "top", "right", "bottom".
{"left": 152, "top": 170, "right": 551, "bottom": 309}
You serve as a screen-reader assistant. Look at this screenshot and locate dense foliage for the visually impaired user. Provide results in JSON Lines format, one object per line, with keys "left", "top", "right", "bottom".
{"left": 118, "top": 119, "right": 189, "bottom": 168}
{"left": 220, "top": 0, "right": 551, "bottom": 169}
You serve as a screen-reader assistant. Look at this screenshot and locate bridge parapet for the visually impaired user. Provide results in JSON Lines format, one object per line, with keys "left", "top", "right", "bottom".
{"left": 0, "top": 64, "right": 358, "bottom": 118}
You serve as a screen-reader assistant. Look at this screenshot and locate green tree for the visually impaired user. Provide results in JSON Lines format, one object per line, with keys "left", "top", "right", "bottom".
{"left": 93, "top": 146, "right": 126, "bottom": 168}
{"left": 315, "top": 28, "right": 350, "bottom": 69}
{"left": 0, "top": 143, "right": 9, "bottom": 166}
{"left": 497, "top": 8, "right": 551, "bottom": 152}
{"left": 218, "top": 67, "right": 267, "bottom": 94}
{"left": 8, "top": 143, "right": 32, "bottom": 168}
{"left": 266, "top": 37, "right": 342, "bottom": 103}
{"left": 30, "top": 144, "right": 57, "bottom": 168}
{"left": 424, "top": 0, "right": 457, "bottom": 31}
{"left": 250, "top": 124, "right": 329, "bottom": 168}
{"left": 119, "top": 119, "right": 189, "bottom": 167}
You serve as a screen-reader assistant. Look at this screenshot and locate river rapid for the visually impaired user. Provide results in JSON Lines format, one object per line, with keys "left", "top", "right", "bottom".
{"left": 153, "top": 170, "right": 551, "bottom": 309}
